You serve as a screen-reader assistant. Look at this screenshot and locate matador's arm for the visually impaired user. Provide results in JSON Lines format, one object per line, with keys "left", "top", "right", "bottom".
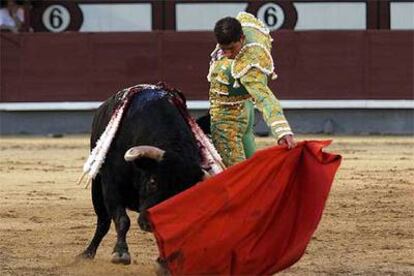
{"left": 240, "top": 68, "right": 293, "bottom": 141}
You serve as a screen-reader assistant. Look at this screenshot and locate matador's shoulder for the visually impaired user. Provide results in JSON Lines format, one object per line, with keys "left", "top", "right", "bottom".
{"left": 231, "top": 43, "right": 275, "bottom": 80}
{"left": 236, "top": 11, "right": 270, "bottom": 35}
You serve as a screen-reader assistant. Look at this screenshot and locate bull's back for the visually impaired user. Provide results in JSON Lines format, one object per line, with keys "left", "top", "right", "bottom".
{"left": 90, "top": 88, "right": 200, "bottom": 168}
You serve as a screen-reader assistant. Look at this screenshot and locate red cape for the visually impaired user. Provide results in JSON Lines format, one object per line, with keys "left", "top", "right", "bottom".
{"left": 147, "top": 140, "right": 341, "bottom": 275}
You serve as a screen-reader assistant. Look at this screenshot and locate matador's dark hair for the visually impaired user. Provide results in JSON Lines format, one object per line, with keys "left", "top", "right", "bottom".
{"left": 214, "top": 17, "right": 243, "bottom": 45}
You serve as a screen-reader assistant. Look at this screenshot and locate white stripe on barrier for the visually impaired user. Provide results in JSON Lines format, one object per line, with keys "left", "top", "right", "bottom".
{"left": 0, "top": 100, "right": 413, "bottom": 111}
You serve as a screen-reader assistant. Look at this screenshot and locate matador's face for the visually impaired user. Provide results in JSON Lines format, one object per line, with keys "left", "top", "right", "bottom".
{"left": 219, "top": 35, "right": 245, "bottom": 59}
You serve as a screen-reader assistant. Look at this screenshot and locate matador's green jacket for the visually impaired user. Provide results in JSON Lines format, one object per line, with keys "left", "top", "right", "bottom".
{"left": 208, "top": 12, "right": 293, "bottom": 166}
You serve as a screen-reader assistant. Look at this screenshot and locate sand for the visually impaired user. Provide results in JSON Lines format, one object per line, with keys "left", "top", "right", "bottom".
{"left": 0, "top": 135, "right": 413, "bottom": 275}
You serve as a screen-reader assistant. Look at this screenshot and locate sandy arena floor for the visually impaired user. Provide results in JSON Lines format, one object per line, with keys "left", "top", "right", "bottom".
{"left": 0, "top": 135, "right": 413, "bottom": 275}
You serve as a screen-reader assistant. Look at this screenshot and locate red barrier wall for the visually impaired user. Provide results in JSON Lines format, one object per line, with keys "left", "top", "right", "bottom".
{"left": 1, "top": 31, "right": 413, "bottom": 102}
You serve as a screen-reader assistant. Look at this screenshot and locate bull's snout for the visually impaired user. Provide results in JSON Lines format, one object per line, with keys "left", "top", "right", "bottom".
{"left": 138, "top": 211, "right": 153, "bottom": 232}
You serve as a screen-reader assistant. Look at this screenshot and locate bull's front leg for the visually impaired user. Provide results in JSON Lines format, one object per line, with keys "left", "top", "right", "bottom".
{"left": 138, "top": 209, "right": 152, "bottom": 232}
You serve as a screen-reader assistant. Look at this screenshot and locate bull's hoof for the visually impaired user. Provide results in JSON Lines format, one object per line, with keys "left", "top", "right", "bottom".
{"left": 111, "top": 252, "right": 131, "bottom": 265}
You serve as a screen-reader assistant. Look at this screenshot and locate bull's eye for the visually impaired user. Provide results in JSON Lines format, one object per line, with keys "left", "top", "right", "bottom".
{"left": 148, "top": 178, "right": 157, "bottom": 192}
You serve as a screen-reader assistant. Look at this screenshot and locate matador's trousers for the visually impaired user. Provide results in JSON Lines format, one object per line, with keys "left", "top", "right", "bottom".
{"left": 210, "top": 100, "right": 256, "bottom": 167}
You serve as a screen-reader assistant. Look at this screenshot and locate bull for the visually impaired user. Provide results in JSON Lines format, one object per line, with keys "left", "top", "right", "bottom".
{"left": 78, "top": 84, "right": 207, "bottom": 264}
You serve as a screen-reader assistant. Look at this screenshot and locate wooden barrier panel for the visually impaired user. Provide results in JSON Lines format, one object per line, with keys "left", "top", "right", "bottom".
{"left": 0, "top": 31, "right": 413, "bottom": 102}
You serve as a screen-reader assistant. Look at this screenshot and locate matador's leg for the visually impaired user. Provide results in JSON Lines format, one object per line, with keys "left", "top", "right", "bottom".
{"left": 211, "top": 104, "right": 249, "bottom": 167}
{"left": 242, "top": 101, "right": 256, "bottom": 158}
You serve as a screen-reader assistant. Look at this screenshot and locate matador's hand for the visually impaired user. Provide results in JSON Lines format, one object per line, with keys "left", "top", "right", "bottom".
{"left": 278, "top": 134, "right": 296, "bottom": 149}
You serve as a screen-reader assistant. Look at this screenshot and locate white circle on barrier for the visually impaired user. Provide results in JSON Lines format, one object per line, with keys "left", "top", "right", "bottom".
{"left": 42, "top": 5, "right": 71, "bottom": 32}
{"left": 257, "top": 3, "right": 285, "bottom": 31}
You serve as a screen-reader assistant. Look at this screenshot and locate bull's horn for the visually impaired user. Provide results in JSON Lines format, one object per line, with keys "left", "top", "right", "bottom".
{"left": 124, "top": 146, "right": 165, "bottom": 162}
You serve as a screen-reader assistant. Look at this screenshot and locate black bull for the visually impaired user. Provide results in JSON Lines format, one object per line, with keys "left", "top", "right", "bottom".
{"left": 79, "top": 87, "right": 206, "bottom": 264}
